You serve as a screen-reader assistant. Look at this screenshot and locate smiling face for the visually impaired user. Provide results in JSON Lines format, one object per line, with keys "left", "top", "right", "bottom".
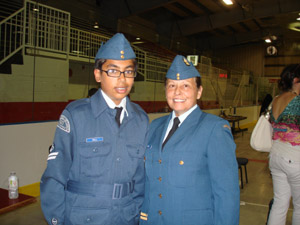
{"left": 94, "top": 59, "right": 135, "bottom": 105}
{"left": 165, "top": 78, "right": 203, "bottom": 117}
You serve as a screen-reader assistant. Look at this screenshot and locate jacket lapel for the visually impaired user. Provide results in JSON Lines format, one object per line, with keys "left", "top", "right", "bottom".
{"left": 164, "top": 107, "right": 203, "bottom": 149}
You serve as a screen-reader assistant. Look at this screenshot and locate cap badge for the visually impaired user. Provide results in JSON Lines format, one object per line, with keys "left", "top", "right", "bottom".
{"left": 120, "top": 50, "right": 125, "bottom": 59}
{"left": 183, "top": 57, "right": 190, "bottom": 66}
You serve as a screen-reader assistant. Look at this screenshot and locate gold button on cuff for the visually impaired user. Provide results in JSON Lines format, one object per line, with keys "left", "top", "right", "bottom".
{"left": 158, "top": 210, "right": 162, "bottom": 215}
{"left": 158, "top": 177, "right": 162, "bottom": 181}
{"left": 158, "top": 159, "right": 162, "bottom": 164}
{"left": 179, "top": 160, "right": 184, "bottom": 165}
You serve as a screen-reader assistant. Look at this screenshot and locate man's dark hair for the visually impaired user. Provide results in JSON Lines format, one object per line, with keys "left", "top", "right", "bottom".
{"left": 94, "top": 58, "right": 138, "bottom": 71}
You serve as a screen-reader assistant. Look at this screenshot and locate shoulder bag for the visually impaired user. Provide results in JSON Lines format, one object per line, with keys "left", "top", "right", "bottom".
{"left": 250, "top": 102, "right": 273, "bottom": 152}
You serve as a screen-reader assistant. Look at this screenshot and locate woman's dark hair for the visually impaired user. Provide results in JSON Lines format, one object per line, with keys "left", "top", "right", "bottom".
{"left": 94, "top": 58, "right": 138, "bottom": 71}
{"left": 164, "top": 77, "right": 202, "bottom": 88}
{"left": 278, "top": 64, "right": 300, "bottom": 92}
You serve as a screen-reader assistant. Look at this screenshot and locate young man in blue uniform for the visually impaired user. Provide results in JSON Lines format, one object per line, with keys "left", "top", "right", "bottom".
{"left": 140, "top": 55, "right": 240, "bottom": 225}
{"left": 40, "top": 33, "right": 149, "bottom": 225}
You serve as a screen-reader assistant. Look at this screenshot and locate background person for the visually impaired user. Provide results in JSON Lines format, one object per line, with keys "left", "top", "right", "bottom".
{"left": 140, "top": 55, "right": 240, "bottom": 225}
{"left": 267, "top": 64, "right": 300, "bottom": 225}
{"left": 87, "top": 87, "right": 98, "bottom": 97}
{"left": 40, "top": 33, "right": 149, "bottom": 225}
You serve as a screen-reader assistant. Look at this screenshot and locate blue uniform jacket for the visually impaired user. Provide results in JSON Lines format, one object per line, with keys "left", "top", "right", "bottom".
{"left": 140, "top": 107, "right": 240, "bottom": 225}
{"left": 40, "top": 90, "right": 149, "bottom": 225}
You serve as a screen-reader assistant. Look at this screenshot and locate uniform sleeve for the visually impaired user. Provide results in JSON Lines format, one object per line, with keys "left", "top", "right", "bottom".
{"left": 207, "top": 120, "right": 240, "bottom": 225}
{"left": 40, "top": 109, "right": 75, "bottom": 225}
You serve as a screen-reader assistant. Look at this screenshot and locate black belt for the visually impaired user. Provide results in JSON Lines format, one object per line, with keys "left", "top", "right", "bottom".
{"left": 66, "top": 180, "right": 135, "bottom": 199}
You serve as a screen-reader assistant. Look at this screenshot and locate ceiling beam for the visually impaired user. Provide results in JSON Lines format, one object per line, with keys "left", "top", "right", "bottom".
{"left": 174, "top": 0, "right": 300, "bottom": 36}
{"left": 118, "top": 0, "right": 179, "bottom": 17}
{"left": 196, "top": 27, "right": 284, "bottom": 50}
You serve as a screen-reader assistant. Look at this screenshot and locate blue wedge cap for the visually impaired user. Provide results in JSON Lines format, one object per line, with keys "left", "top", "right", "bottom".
{"left": 95, "top": 33, "right": 136, "bottom": 60}
{"left": 166, "top": 55, "right": 201, "bottom": 80}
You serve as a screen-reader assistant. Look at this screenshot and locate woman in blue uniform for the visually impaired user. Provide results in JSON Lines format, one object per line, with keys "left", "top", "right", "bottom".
{"left": 140, "top": 55, "right": 240, "bottom": 225}
{"left": 40, "top": 33, "right": 149, "bottom": 225}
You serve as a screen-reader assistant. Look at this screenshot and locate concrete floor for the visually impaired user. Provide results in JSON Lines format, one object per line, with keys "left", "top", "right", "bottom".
{"left": 0, "top": 128, "right": 294, "bottom": 225}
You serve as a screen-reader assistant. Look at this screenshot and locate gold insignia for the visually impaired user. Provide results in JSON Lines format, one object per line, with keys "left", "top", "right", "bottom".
{"left": 120, "top": 50, "right": 124, "bottom": 54}
{"left": 179, "top": 160, "right": 184, "bottom": 165}
{"left": 140, "top": 216, "right": 148, "bottom": 221}
{"left": 223, "top": 124, "right": 231, "bottom": 130}
{"left": 140, "top": 212, "right": 148, "bottom": 217}
{"left": 176, "top": 73, "right": 180, "bottom": 80}
{"left": 183, "top": 57, "right": 190, "bottom": 66}
{"left": 120, "top": 55, "right": 124, "bottom": 59}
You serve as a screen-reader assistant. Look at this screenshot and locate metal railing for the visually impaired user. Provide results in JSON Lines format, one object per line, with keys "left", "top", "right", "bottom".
{"left": 0, "top": 8, "right": 24, "bottom": 65}
{"left": 24, "top": 0, "right": 70, "bottom": 55}
{"left": 0, "top": 0, "right": 258, "bottom": 108}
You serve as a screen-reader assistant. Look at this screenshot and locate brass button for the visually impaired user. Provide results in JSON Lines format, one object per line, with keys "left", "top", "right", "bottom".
{"left": 120, "top": 50, "right": 124, "bottom": 54}
{"left": 158, "top": 177, "right": 162, "bottom": 181}
{"left": 121, "top": 55, "right": 124, "bottom": 59}
{"left": 179, "top": 160, "right": 184, "bottom": 165}
{"left": 158, "top": 210, "right": 162, "bottom": 215}
{"left": 158, "top": 159, "right": 162, "bottom": 164}
{"left": 158, "top": 193, "right": 162, "bottom": 198}
{"left": 144, "top": 156, "right": 146, "bottom": 161}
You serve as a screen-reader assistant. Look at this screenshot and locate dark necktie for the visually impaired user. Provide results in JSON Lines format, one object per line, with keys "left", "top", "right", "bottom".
{"left": 162, "top": 117, "right": 180, "bottom": 149}
{"left": 115, "top": 107, "right": 123, "bottom": 127}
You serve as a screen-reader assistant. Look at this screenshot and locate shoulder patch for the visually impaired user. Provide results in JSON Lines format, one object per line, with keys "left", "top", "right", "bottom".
{"left": 57, "top": 115, "right": 70, "bottom": 133}
{"left": 223, "top": 124, "right": 231, "bottom": 130}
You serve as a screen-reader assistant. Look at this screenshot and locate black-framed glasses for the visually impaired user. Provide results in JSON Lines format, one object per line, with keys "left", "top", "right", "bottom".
{"left": 101, "top": 69, "right": 136, "bottom": 78}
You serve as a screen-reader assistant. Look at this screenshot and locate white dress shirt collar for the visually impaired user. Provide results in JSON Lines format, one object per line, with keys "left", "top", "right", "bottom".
{"left": 101, "top": 90, "right": 128, "bottom": 122}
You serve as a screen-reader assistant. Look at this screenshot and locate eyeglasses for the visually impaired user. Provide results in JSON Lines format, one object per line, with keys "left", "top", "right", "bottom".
{"left": 101, "top": 69, "right": 136, "bottom": 78}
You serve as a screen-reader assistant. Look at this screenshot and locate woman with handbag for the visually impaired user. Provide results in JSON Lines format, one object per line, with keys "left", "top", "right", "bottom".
{"left": 267, "top": 64, "right": 300, "bottom": 225}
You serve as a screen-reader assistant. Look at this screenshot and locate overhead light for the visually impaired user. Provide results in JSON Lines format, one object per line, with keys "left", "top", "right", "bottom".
{"left": 93, "top": 22, "right": 99, "bottom": 29}
{"left": 136, "top": 37, "right": 141, "bottom": 40}
{"left": 33, "top": 7, "right": 39, "bottom": 12}
{"left": 289, "top": 22, "right": 300, "bottom": 32}
{"left": 265, "top": 38, "right": 271, "bottom": 43}
{"left": 223, "top": 0, "right": 233, "bottom": 5}
{"left": 297, "top": 17, "right": 300, "bottom": 21}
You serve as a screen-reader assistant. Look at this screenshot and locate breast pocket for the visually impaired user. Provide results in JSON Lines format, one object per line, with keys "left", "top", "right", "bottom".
{"left": 168, "top": 152, "right": 198, "bottom": 187}
{"left": 79, "top": 142, "right": 111, "bottom": 177}
{"left": 125, "top": 143, "right": 145, "bottom": 177}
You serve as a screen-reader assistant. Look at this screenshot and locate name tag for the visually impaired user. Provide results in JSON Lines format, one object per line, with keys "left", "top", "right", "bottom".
{"left": 86, "top": 137, "right": 103, "bottom": 143}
